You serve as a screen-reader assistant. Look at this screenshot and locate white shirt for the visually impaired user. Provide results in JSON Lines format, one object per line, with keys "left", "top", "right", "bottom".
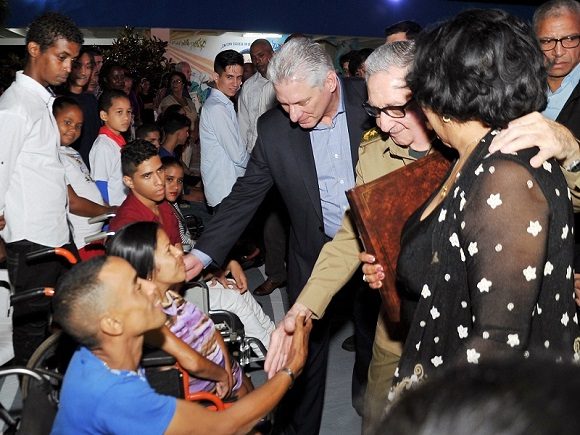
{"left": 89, "top": 134, "right": 127, "bottom": 206}
{"left": 200, "top": 88, "right": 249, "bottom": 207}
{"left": 59, "top": 146, "right": 104, "bottom": 249}
{"left": 237, "top": 72, "right": 277, "bottom": 152}
{"left": 0, "top": 72, "right": 69, "bottom": 246}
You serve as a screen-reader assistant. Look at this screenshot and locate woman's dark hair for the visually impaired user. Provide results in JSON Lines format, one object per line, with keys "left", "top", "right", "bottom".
{"left": 161, "top": 156, "right": 184, "bottom": 170}
{"left": 53, "top": 95, "right": 81, "bottom": 116}
{"left": 106, "top": 221, "right": 159, "bottom": 280}
{"left": 407, "top": 9, "right": 547, "bottom": 128}
{"left": 165, "top": 71, "right": 189, "bottom": 97}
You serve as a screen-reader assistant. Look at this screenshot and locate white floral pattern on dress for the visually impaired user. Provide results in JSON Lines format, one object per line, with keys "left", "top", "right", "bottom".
{"left": 542, "top": 161, "right": 552, "bottom": 173}
{"left": 544, "top": 261, "right": 554, "bottom": 276}
{"left": 468, "top": 242, "right": 478, "bottom": 256}
{"left": 466, "top": 348, "right": 480, "bottom": 364}
{"left": 487, "top": 193, "right": 502, "bottom": 209}
{"left": 523, "top": 266, "right": 536, "bottom": 281}
{"left": 477, "top": 278, "right": 492, "bottom": 293}
{"left": 431, "top": 356, "right": 443, "bottom": 367}
{"left": 507, "top": 334, "right": 520, "bottom": 347}
{"left": 527, "top": 221, "right": 542, "bottom": 237}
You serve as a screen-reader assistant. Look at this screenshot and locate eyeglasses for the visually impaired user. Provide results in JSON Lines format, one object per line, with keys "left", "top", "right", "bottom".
{"left": 538, "top": 34, "right": 580, "bottom": 51}
{"left": 362, "top": 98, "right": 415, "bottom": 119}
{"left": 171, "top": 79, "right": 183, "bottom": 84}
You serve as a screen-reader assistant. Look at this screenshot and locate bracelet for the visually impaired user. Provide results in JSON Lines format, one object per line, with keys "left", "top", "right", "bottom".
{"left": 281, "top": 367, "right": 295, "bottom": 389}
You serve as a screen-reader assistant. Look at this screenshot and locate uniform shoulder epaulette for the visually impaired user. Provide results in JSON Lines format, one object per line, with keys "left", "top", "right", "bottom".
{"left": 362, "top": 127, "right": 381, "bottom": 143}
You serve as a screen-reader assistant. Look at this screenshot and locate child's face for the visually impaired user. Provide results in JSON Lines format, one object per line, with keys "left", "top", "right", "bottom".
{"left": 164, "top": 164, "right": 184, "bottom": 203}
{"left": 55, "top": 105, "right": 83, "bottom": 146}
{"left": 100, "top": 96, "right": 132, "bottom": 135}
{"left": 144, "top": 131, "right": 161, "bottom": 149}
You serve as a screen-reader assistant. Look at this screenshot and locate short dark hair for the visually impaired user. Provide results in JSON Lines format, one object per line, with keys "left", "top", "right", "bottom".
{"left": 158, "top": 112, "right": 191, "bottom": 136}
{"left": 98, "top": 89, "right": 129, "bottom": 113}
{"left": 135, "top": 123, "right": 161, "bottom": 141}
{"left": 107, "top": 221, "right": 159, "bottom": 280}
{"left": 384, "top": 20, "right": 422, "bottom": 40}
{"left": 214, "top": 49, "right": 244, "bottom": 74}
{"left": 121, "top": 139, "right": 159, "bottom": 177}
{"left": 26, "top": 12, "right": 84, "bottom": 51}
{"left": 53, "top": 95, "right": 81, "bottom": 116}
{"left": 53, "top": 256, "right": 108, "bottom": 348}
{"left": 407, "top": 9, "right": 547, "bottom": 129}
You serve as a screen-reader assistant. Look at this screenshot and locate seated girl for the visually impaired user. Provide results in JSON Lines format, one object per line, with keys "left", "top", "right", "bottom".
{"left": 107, "top": 222, "right": 252, "bottom": 398}
{"left": 162, "top": 156, "right": 276, "bottom": 349}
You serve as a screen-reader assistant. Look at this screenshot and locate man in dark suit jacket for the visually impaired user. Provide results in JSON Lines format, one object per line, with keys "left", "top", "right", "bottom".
{"left": 185, "top": 38, "right": 372, "bottom": 433}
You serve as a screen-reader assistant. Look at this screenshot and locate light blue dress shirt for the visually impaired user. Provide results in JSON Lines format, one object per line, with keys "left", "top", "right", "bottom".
{"left": 199, "top": 88, "right": 249, "bottom": 207}
{"left": 310, "top": 81, "right": 355, "bottom": 238}
{"left": 543, "top": 63, "right": 580, "bottom": 121}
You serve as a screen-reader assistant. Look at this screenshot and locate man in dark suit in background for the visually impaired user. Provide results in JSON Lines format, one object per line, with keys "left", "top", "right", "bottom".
{"left": 185, "top": 38, "right": 372, "bottom": 433}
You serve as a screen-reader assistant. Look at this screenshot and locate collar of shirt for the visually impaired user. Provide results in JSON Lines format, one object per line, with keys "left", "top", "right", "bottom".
{"left": 312, "top": 80, "right": 345, "bottom": 131}
{"left": 15, "top": 71, "right": 54, "bottom": 105}
{"left": 99, "top": 125, "right": 126, "bottom": 147}
{"left": 543, "top": 63, "right": 580, "bottom": 120}
{"left": 209, "top": 87, "right": 234, "bottom": 107}
{"left": 548, "top": 62, "right": 580, "bottom": 97}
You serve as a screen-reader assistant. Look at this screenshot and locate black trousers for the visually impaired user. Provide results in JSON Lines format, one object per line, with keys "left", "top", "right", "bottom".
{"left": 6, "top": 239, "right": 78, "bottom": 365}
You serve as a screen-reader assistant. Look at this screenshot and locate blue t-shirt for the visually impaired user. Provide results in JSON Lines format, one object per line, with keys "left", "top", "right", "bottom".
{"left": 51, "top": 346, "right": 176, "bottom": 434}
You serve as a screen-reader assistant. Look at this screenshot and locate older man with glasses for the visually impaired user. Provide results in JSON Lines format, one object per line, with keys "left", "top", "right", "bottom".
{"left": 534, "top": 0, "right": 580, "bottom": 135}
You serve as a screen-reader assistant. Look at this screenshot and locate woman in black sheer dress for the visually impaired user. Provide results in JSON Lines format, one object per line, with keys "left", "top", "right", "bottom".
{"left": 368, "top": 9, "right": 580, "bottom": 401}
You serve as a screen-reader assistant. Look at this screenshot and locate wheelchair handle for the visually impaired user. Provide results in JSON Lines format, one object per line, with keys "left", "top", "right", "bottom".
{"left": 87, "top": 212, "right": 116, "bottom": 225}
{"left": 84, "top": 231, "right": 115, "bottom": 244}
{"left": 10, "top": 287, "right": 54, "bottom": 305}
{"left": 25, "top": 247, "right": 78, "bottom": 265}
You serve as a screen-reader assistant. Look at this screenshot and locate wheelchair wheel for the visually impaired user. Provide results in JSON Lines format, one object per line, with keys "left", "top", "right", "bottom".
{"left": 22, "top": 331, "right": 75, "bottom": 401}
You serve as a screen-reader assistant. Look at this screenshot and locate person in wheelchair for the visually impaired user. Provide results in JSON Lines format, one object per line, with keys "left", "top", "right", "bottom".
{"left": 107, "top": 222, "right": 252, "bottom": 399}
{"left": 111, "top": 140, "right": 275, "bottom": 349}
{"left": 51, "top": 256, "right": 310, "bottom": 434}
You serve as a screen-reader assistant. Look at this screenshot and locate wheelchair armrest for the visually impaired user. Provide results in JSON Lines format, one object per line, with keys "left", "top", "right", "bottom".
{"left": 187, "top": 391, "right": 226, "bottom": 411}
{"left": 209, "top": 310, "right": 245, "bottom": 334}
{"left": 141, "top": 347, "right": 177, "bottom": 367}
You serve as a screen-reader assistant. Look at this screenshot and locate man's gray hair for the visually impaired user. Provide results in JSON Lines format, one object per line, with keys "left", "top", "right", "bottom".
{"left": 533, "top": 0, "right": 580, "bottom": 32}
{"left": 365, "top": 40, "right": 416, "bottom": 81}
{"left": 267, "top": 38, "right": 334, "bottom": 88}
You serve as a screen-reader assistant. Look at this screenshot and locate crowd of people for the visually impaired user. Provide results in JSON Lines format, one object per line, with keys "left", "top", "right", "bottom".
{"left": 1, "top": 0, "right": 580, "bottom": 433}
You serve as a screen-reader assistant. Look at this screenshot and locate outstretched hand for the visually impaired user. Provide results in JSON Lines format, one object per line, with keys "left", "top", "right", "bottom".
{"left": 183, "top": 253, "right": 204, "bottom": 281}
{"left": 265, "top": 303, "right": 312, "bottom": 378}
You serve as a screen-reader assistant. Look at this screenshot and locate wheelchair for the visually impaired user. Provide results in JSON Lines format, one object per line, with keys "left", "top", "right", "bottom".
{"left": 0, "top": 247, "right": 78, "bottom": 434}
